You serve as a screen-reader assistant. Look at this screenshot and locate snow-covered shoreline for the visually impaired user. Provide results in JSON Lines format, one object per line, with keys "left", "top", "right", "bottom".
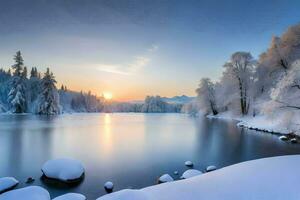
{"left": 97, "top": 155, "right": 300, "bottom": 200}
{"left": 207, "top": 112, "right": 299, "bottom": 136}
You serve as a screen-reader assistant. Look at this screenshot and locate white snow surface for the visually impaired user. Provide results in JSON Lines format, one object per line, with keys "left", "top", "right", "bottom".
{"left": 158, "top": 174, "right": 174, "bottom": 183}
{"left": 42, "top": 158, "right": 85, "bottom": 181}
{"left": 53, "top": 193, "right": 86, "bottom": 200}
{"left": 0, "top": 186, "right": 50, "bottom": 200}
{"left": 180, "top": 169, "right": 203, "bottom": 179}
{"left": 96, "top": 155, "right": 300, "bottom": 200}
{"left": 0, "top": 177, "right": 18, "bottom": 193}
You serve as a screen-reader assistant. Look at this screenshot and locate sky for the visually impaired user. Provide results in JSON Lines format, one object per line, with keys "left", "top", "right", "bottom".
{"left": 0, "top": 0, "right": 300, "bottom": 101}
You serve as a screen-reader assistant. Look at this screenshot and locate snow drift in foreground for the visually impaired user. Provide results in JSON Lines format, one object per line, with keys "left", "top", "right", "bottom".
{"left": 97, "top": 155, "right": 300, "bottom": 200}
{"left": 0, "top": 186, "right": 50, "bottom": 200}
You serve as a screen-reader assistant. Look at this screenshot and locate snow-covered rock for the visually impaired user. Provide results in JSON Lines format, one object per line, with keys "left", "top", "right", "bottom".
{"left": 184, "top": 161, "right": 193, "bottom": 167}
{"left": 291, "top": 138, "right": 297, "bottom": 143}
{"left": 41, "top": 158, "right": 85, "bottom": 182}
{"left": 279, "top": 135, "right": 288, "bottom": 141}
{"left": 96, "top": 155, "right": 300, "bottom": 200}
{"left": 0, "top": 177, "right": 19, "bottom": 194}
{"left": 180, "top": 169, "right": 203, "bottom": 179}
{"left": 173, "top": 171, "right": 179, "bottom": 175}
{"left": 158, "top": 174, "right": 174, "bottom": 183}
{"left": 206, "top": 165, "right": 217, "bottom": 172}
{"left": 104, "top": 181, "right": 114, "bottom": 191}
{"left": 0, "top": 186, "right": 50, "bottom": 200}
{"left": 53, "top": 193, "right": 86, "bottom": 200}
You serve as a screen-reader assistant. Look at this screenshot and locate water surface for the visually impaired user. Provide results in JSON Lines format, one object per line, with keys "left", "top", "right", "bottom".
{"left": 0, "top": 113, "right": 300, "bottom": 199}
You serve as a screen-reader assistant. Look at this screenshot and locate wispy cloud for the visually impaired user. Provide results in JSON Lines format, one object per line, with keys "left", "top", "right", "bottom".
{"left": 148, "top": 44, "right": 159, "bottom": 52}
{"left": 97, "top": 44, "right": 157, "bottom": 75}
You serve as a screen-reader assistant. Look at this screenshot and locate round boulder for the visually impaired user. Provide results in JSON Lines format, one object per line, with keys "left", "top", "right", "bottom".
{"left": 104, "top": 181, "right": 114, "bottom": 193}
{"left": 206, "top": 165, "right": 217, "bottom": 172}
{"left": 41, "top": 158, "right": 85, "bottom": 183}
{"left": 184, "top": 161, "right": 194, "bottom": 167}
{"left": 0, "top": 177, "right": 19, "bottom": 194}
{"left": 181, "top": 169, "right": 203, "bottom": 179}
{"left": 158, "top": 174, "right": 174, "bottom": 184}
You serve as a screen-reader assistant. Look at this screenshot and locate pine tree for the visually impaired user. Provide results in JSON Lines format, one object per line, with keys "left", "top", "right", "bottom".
{"left": 22, "top": 66, "right": 28, "bottom": 79}
{"left": 36, "top": 68, "right": 60, "bottom": 115}
{"left": 8, "top": 51, "right": 27, "bottom": 113}
{"left": 12, "top": 51, "right": 24, "bottom": 76}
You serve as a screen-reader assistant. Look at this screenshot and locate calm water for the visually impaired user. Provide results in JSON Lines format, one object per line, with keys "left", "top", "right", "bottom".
{"left": 1, "top": 113, "right": 300, "bottom": 199}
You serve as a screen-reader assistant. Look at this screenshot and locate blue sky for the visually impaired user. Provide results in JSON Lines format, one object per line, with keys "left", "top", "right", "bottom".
{"left": 0, "top": 0, "right": 299, "bottom": 100}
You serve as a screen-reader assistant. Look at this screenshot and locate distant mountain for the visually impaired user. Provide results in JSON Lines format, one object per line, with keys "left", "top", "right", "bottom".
{"left": 161, "top": 95, "right": 195, "bottom": 104}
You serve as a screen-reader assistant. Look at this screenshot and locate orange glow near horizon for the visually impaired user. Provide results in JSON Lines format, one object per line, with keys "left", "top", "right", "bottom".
{"left": 103, "top": 92, "right": 113, "bottom": 100}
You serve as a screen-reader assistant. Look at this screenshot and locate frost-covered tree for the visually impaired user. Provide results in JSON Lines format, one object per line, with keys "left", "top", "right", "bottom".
{"left": 8, "top": 51, "right": 27, "bottom": 113}
{"left": 222, "top": 52, "right": 256, "bottom": 115}
{"left": 268, "top": 61, "right": 300, "bottom": 110}
{"left": 36, "top": 68, "right": 60, "bottom": 115}
{"left": 196, "top": 78, "right": 218, "bottom": 115}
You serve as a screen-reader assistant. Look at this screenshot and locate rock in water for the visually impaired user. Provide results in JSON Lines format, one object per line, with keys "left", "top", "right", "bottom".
{"left": 41, "top": 158, "right": 85, "bottom": 183}
{"left": 206, "top": 165, "right": 217, "bottom": 172}
{"left": 104, "top": 181, "right": 114, "bottom": 193}
{"left": 0, "top": 177, "right": 19, "bottom": 194}
{"left": 174, "top": 171, "right": 179, "bottom": 175}
{"left": 25, "top": 177, "right": 35, "bottom": 184}
{"left": 53, "top": 193, "right": 86, "bottom": 200}
{"left": 184, "top": 161, "right": 194, "bottom": 167}
{"left": 0, "top": 186, "right": 50, "bottom": 200}
{"left": 291, "top": 138, "right": 297, "bottom": 144}
{"left": 158, "top": 174, "right": 174, "bottom": 184}
{"left": 181, "top": 169, "right": 203, "bottom": 179}
{"left": 279, "top": 135, "right": 288, "bottom": 141}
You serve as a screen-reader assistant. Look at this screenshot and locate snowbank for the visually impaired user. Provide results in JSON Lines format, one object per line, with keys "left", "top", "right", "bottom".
{"left": 206, "top": 165, "right": 217, "bottom": 172}
{"left": 0, "top": 186, "right": 50, "bottom": 200}
{"left": 96, "top": 155, "right": 300, "bottom": 200}
{"left": 53, "top": 193, "right": 86, "bottom": 200}
{"left": 0, "top": 177, "right": 18, "bottom": 193}
{"left": 41, "top": 158, "right": 85, "bottom": 182}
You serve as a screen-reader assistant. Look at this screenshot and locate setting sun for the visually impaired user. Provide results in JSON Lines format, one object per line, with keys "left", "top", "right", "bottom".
{"left": 103, "top": 92, "right": 113, "bottom": 100}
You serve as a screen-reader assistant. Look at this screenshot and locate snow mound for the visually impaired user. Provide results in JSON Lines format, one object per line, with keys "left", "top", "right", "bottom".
{"left": 158, "top": 174, "right": 174, "bottom": 183}
{"left": 53, "top": 193, "right": 86, "bottom": 200}
{"left": 181, "top": 169, "right": 203, "bottom": 179}
{"left": 0, "top": 186, "right": 50, "bottom": 200}
{"left": 104, "top": 181, "right": 114, "bottom": 190}
{"left": 0, "top": 177, "right": 19, "bottom": 194}
{"left": 96, "top": 155, "right": 300, "bottom": 200}
{"left": 41, "top": 158, "right": 85, "bottom": 182}
{"left": 206, "top": 165, "right": 217, "bottom": 172}
{"left": 291, "top": 138, "right": 297, "bottom": 143}
{"left": 96, "top": 189, "right": 148, "bottom": 200}
{"left": 184, "top": 161, "right": 193, "bottom": 167}
{"left": 279, "top": 135, "right": 288, "bottom": 141}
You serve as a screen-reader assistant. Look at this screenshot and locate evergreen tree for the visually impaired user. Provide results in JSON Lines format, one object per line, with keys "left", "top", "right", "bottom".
{"left": 8, "top": 51, "right": 27, "bottom": 113}
{"left": 22, "top": 66, "right": 28, "bottom": 79}
{"left": 30, "top": 67, "right": 38, "bottom": 78}
{"left": 12, "top": 51, "right": 24, "bottom": 76}
{"left": 36, "top": 68, "right": 60, "bottom": 115}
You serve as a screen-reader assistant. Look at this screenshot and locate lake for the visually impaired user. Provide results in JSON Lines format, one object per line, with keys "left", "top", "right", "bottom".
{"left": 1, "top": 113, "right": 300, "bottom": 199}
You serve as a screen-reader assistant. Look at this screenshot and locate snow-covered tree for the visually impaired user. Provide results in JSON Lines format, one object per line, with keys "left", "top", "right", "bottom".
{"left": 222, "top": 52, "right": 256, "bottom": 115}
{"left": 268, "top": 61, "right": 300, "bottom": 110}
{"left": 36, "top": 68, "right": 60, "bottom": 115}
{"left": 196, "top": 78, "right": 218, "bottom": 115}
{"left": 8, "top": 51, "right": 27, "bottom": 113}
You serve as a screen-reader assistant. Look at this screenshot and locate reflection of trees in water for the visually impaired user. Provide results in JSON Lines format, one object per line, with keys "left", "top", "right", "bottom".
{"left": 4, "top": 115, "right": 57, "bottom": 177}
